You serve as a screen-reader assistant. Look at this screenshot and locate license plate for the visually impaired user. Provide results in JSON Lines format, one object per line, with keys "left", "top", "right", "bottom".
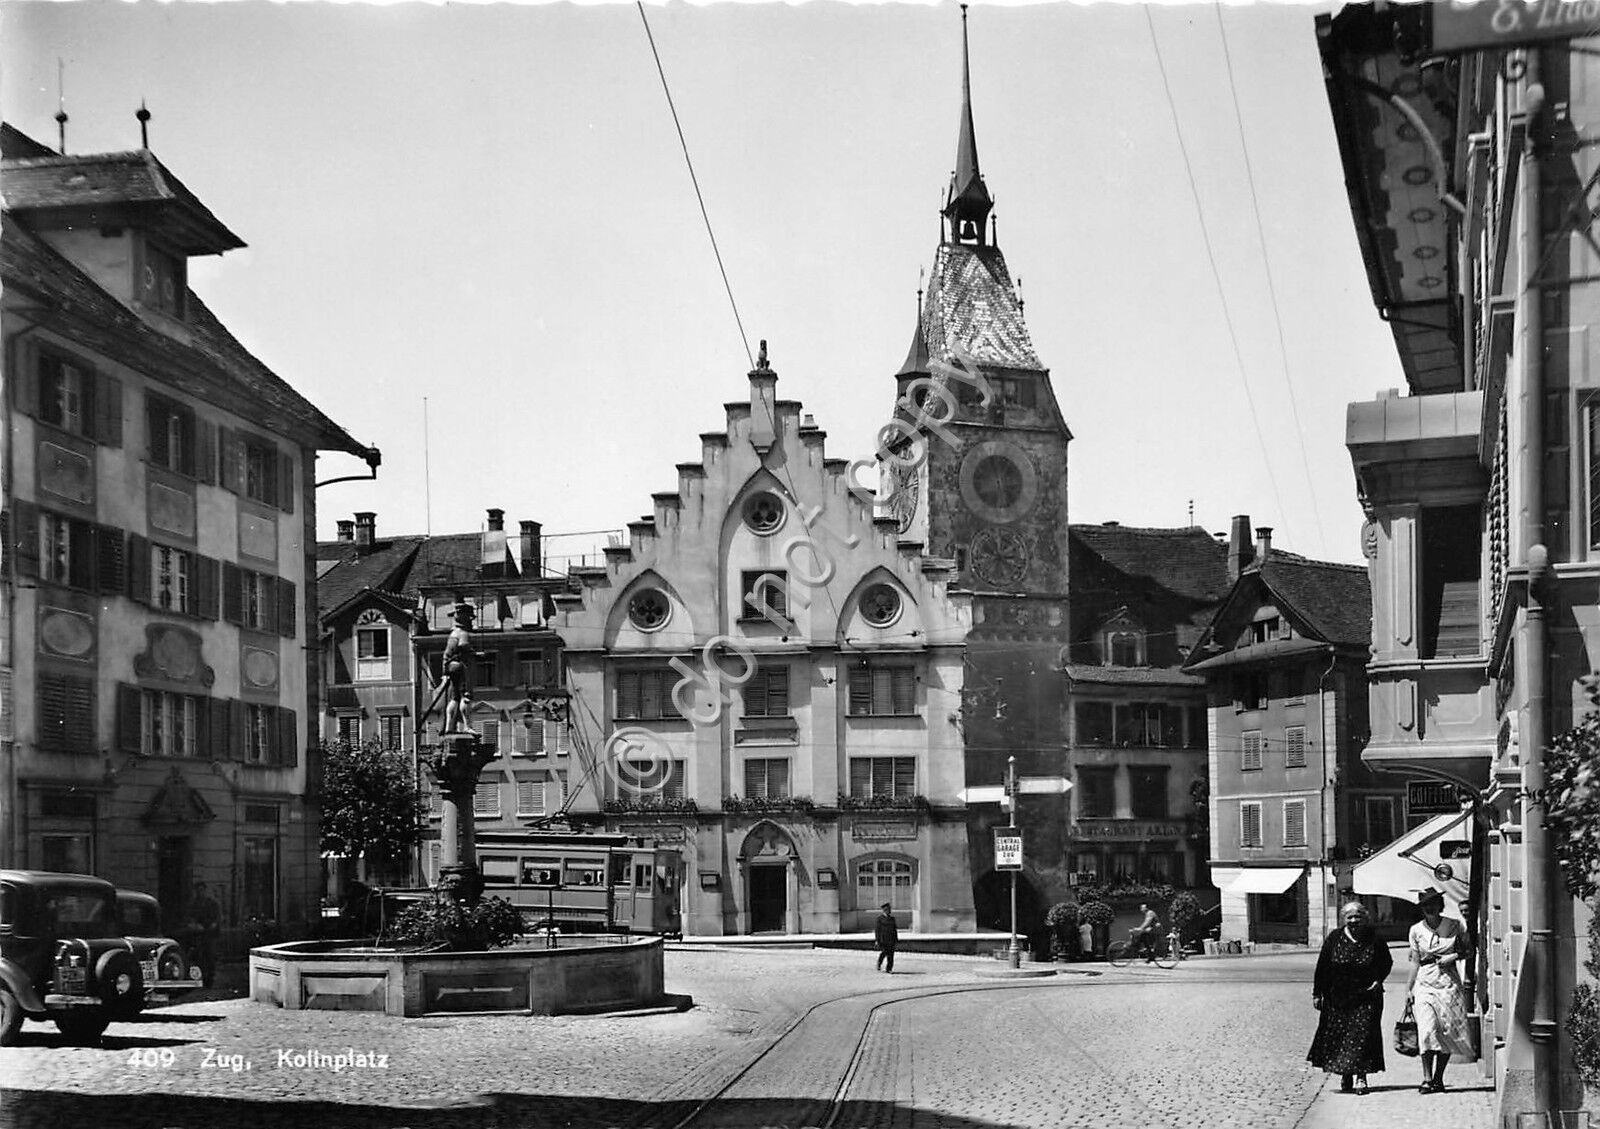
{"left": 57, "top": 968, "right": 86, "bottom": 994}
{"left": 142, "top": 960, "right": 158, "bottom": 983}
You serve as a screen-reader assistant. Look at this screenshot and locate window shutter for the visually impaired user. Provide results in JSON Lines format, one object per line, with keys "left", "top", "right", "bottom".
{"left": 744, "top": 759, "right": 765, "bottom": 798}
{"left": 277, "top": 707, "right": 298, "bottom": 767}
{"left": 1285, "top": 726, "right": 1307, "bottom": 768}
{"left": 96, "top": 524, "right": 127, "bottom": 595}
{"left": 229, "top": 698, "right": 247, "bottom": 761}
{"left": 146, "top": 396, "right": 169, "bottom": 468}
{"left": 640, "top": 671, "right": 662, "bottom": 719}
{"left": 195, "top": 556, "right": 220, "bottom": 619}
{"left": 196, "top": 420, "right": 217, "bottom": 485}
{"left": 1242, "top": 803, "right": 1262, "bottom": 847}
{"left": 768, "top": 665, "right": 789, "bottom": 715}
{"left": 849, "top": 758, "right": 871, "bottom": 797}
{"left": 12, "top": 500, "right": 40, "bottom": 580}
{"left": 209, "top": 698, "right": 232, "bottom": 760}
{"left": 94, "top": 372, "right": 123, "bottom": 447}
{"left": 518, "top": 780, "right": 542, "bottom": 814}
{"left": 276, "top": 450, "right": 295, "bottom": 513}
{"left": 276, "top": 577, "right": 297, "bottom": 638}
{"left": 13, "top": 341, "right": 38, "bottom": 417}
{"left": 891, "top": 669, "right": 915, "bottom": 715}
{"left": 37, "top": 674, "right": 68, "bottom": 749}
{"left": 218, "top": 429, "right": 241, "bottom": 493}
{"left": 617, "top": 671, "right": 641, "bottom": 719}
{"left": 894, "top": 757, "right": 916, "bottom": 796}
{"left": 848, "top": 668, "right": 871, "bottom": 715}
{"left": 117, "top": 683, "right": 143, "bottom": 753}
{"left": 222, "top": 562, "right": 242, "bottom": 624}
{"left": 128, "top": 534, "right": 151, "bottom": 604}
{"left": 871, "top": 668, "right": 892, "bottom": 714}
{"left": 1284, "top": 800, "right": 1306, "bottom": 847}
{"left": 68, "top": 518, "right": 95, "bottom": 591}
{"left": 1242, "top": 731, "right": 1262, "bottom": 771}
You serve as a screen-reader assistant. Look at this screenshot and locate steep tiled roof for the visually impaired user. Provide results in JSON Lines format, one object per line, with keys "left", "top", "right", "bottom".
{"left": 1069, "top": 525, "right": 1233, "bottom": 604}
{"left": 394, "top": 534, "right": 491, "bottom": 598}
{"left": 314, "top": 537, "right": 426, "bottom": 618}
{"left": 1064, "top": 663, "right": 1204, "bottom": 687}
{"left": 0, "top": 215, "right": 369, "bottom": 455}
{"left": 921, "top": 243, "right": 1043, "bottom": 372}
{"left": 1257, "top": 558, "right": 1371, "bottom": 647}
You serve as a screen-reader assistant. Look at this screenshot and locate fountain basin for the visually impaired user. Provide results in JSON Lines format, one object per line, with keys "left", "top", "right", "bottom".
{"left": 249, "top": 935, "right": 665, "bottom": 1017}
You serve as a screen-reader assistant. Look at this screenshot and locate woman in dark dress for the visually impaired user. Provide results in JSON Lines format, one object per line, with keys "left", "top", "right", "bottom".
{"left": 1308, "top": 900, "right": 1393, "bottom": 1094}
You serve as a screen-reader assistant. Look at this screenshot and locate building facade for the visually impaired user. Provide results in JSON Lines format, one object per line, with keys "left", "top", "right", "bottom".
{"left": 1319, "top": 4, "right": 1595, "bottom": 1115}
{"left": 553, "top": 358, "right": 974, "bottom": 936}
{"left": 0, "top": 122, "right": 374, "bottom": 937}
{"left": 1186, "top": 516, "right": 1391, "bottom": 947}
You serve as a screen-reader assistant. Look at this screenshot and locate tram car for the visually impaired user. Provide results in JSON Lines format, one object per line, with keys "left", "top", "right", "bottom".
{"left": 473, "top": 832, "right": 682, "bottom": 938}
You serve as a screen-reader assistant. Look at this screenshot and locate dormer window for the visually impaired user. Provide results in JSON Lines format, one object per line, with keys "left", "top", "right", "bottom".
{"left": 1098, "top": 613, "right": 1147, "bottom": 667}
{"left": 138, "top": 240, "right": 186, "bottom": 318}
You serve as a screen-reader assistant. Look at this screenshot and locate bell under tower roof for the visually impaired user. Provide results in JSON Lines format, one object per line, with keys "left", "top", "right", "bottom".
{"left": 942, "top": 5, "right": 993, "bottom": 246}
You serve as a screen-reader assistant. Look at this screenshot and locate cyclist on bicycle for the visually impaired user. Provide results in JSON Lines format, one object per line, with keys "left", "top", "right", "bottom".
{"left": 1128, "top": 903, "right": 1161, "bottom": 961}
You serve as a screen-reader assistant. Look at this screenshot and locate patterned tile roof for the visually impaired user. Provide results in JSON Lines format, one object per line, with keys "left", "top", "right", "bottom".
{"left": 0, "top": 214, "right": 369, "bottom": 455}
{"left": 922, "top": 242, "right": 1044, "bottom": 373}
{"left": 314, "top": 537, "right": 427, "bottom": 619}
{"left": 1257, "top": 558, "right": 1372, "bottom": 648}
{"left": 1068, "top": 524, "right": 1233, "bottom": 604}
{"left": 1063, "top": 663, "right": 1204, "bottom": 687}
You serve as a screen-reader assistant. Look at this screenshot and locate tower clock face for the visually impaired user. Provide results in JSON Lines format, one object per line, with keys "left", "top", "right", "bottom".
{"left": 890, "top": 465, "right": 920, "bottom": 533}
{"left": 969, "top": 527, "right": 1030, "bottom": 587}
{"left": 958, "top": 440, "right": 1037, "bottom": 524}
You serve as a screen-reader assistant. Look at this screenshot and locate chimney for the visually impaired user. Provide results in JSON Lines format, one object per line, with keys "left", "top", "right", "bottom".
{"left": 336, "top": 519, "right": 354, "bottom": 543}
{"left": 486, "top": 508, "right": 505, "bottom": 532}
{"left": 520, "top": 520, "right": 542, "bottom": 577}
{"left": 1227, "top": 514, "right": 1254, "bottom": 579}
{"left": 354, "top": 512, "right": 376, "bottom": 550}
{"left": 1255, "top": 526, "right": 1273, "bottom": 565}
{"left": 482, "top": 509, "right": 508, "bottom": 577}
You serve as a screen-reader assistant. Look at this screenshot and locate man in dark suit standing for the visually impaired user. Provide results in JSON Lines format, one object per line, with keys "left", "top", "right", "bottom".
{"left": 874, "top": 902, "right": 899, "bottom": 973}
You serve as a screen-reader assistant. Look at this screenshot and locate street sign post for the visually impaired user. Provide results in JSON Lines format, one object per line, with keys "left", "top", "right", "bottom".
{"left": 994, "top": 827, "right": 1024, "bottom": 870}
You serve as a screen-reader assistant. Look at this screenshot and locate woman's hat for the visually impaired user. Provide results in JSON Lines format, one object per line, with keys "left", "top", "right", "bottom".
{"left": 1415, "top": 886, "right": 1447, "bottom": 907}
{"left": 881, "top": 902, "right": 892, "bottom": 911}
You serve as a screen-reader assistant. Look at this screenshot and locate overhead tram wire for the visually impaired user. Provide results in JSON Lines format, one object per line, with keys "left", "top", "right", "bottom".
{"left": 1213, "top": 3, "right": 1329, "bottom": 558}
{"left": 1143, "top": 6, "right": 1292, "bottom": 539}
{"left": 636, "top": 2, "right": 754, "bottom": 371}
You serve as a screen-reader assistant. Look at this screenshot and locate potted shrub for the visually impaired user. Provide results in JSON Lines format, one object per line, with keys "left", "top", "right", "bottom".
{"left": 1078, "top": 899, "right": 1114, "bottom": 957}
{"left": 1045, "top": 902, "right": 1080, "bottom": 961}
{"left": 1169, "top": 891, "right": 1202, "bottom": 952}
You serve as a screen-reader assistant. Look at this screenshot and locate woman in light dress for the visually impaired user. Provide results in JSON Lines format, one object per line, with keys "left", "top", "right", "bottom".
{"left": 1406, "top": 887, "right": 1474, "bottom": 1093}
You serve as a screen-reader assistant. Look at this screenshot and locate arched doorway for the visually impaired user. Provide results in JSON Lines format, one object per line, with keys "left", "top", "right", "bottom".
{"left": 739, "top": 822, "right": 798, "bottom": 934}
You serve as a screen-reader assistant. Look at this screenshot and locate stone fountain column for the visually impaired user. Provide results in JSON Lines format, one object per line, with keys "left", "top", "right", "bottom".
{"left": 428, "top": 732, "right": 495, "bottom": 903}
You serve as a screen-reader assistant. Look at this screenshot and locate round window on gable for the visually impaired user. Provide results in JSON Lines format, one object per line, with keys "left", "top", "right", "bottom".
{"left": 742, "top": 491, "right": 786, "bottom": 535}
{"left": 628, "top": 589, "right": 671, "bottom": 632}
{"left": 860, "top": 583, "right": 903, "bottom": 628}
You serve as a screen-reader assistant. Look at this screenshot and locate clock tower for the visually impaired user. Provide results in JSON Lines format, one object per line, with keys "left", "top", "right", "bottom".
{"left": 884, "top": 8, "right": 1072, "bottom": 923}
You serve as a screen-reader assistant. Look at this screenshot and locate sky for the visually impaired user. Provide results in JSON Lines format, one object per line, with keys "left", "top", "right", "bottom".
{"left": 2, "top": 0, "right": 1405, "bottom": 568}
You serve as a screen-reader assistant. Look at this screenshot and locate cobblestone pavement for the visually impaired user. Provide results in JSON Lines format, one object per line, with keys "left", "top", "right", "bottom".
{"left": 0, "top": 948, "right": 1500, "bottom": 1129}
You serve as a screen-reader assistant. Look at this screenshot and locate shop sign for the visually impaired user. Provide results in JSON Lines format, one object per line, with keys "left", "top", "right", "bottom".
{"left": 619, "top": 823, "right": 688, "bottom": 843}
{"left": 851, "top": 820, "right": 917, "bottom": 842}
{"left": 1432, "top": 1, "right": 1600, "bottom": 54}
{"left": 1072, "top": 819, "right": 1186, "bottom": 841}
{"left": 995, "top": 827, "right": 1024, "bottom": 870}
{"left": 1407, "top": 781, "right": 1464, "bottom": 816}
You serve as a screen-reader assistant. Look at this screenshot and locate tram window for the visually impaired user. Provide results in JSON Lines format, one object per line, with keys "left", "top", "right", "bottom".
{"left": 609, "top": 856, "right": 630, "bottom": 887}
{"left": 656, "top": 863, "right": 675, "bottom": 889}
{"left": 634, "top": 864, "right": 652, "bottom": 888}
{"left": 481, "top": 857, "right": 519, "bottom": 883}
{"left": 522, "top": 864, "right": 560, "bottom": 887}
{"left": 564, "top": 866, "right": 604, "bottom": 886}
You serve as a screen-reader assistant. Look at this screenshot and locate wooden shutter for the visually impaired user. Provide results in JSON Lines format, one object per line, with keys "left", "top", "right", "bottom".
{"left": 196, "top": 420, "right": 217, "bottom": 485}
{"left": 277, "top": 707, "right": 298, "bottom": 767}
{"left": 617, "top": 670, "right": 641, "bottom": 719}
{"left": 127, "top": 533, "right": 151, "bottom": 604}
{"left": 848, "top": 758, "right": 871, "bottom": 798}
{"left": 12, "top": 340, "right": 38, "bottom": 417}
{"left": 117, "top": 684, "right": 143, "bottom": 753}
{"left": 891, "top": 668, "right": 915, "bottom": 715}
{"left": 1284, "top": 800, "right": 1307, "bottom": 847}
{"left": 639, "top": 671, "right": 662, "bottom": 719}
{"left": 222, "top": 562, "right": 242, "bottom": 624}
{"left": 11, "top": 500, "right": 40, "bottom": 580}
{"left": 96, "top": 524, "right": 127, "bottom": 595}
{"left": 218, "top": 428, "right": 241, "bottom": 493}
{"left": 276, "top": 577, "right": 297, "bottom": 638}
{"left": 195, "top": 556, "right": 220, "bottom": 619}
{"left": 146, "top": 395, "right": 169, "bottom": 468}
{"left": 37, "top": 674, "right": 68, "bottom": 749}
{"left": 1242, "top": 731, "right": 1263, "bottom": 771}
{"left": 893, "top": 757, "right": 916, "bottom": 796}
{"left": 276, "top": 450, "right": 295, "bottom": 513}
{"left": 848, "top": 667, "right": 871, "bottom": 716}
{"left": 1285, "top": 726, "right": 1307, "bottom": 768}
{"left": 1241, "top": 803, "right": 1262, "bottom": 847}
{"left": 94, "top": 372, "right": 123, "bottom": 447}
{"left": 210, "top": 698, "right": 233, "bottom": 761}
{"left": 68, "top": 518, "right": 95, "bottom": 591}
{"left": 767, "top": 665, "right": 789, "bottom": 715}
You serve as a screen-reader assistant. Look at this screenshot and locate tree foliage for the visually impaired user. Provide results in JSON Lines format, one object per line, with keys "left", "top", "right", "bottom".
{"left": 316, "top": 739, "right": 424, "bottom": 872}
{"left": 1532, "top": 677, "right": 1600, "bottom": 901}
{"left": 387, "top": 891, "right": 522, "bottom": 951}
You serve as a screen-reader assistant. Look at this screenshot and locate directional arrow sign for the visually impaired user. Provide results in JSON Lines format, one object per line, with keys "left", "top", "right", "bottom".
{"left": 1016, "top": 777, "right": 1072, "bottom": 795}
{"left": 959, "top": 785, "right": 1007, "bottom": 804}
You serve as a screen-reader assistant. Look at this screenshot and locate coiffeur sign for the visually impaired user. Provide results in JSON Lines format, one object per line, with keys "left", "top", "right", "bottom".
{"left": 1432, "top": 0, "right": 1600, "bottom": 53}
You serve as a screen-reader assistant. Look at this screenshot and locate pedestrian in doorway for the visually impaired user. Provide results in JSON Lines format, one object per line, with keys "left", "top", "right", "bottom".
{"left": 1407, "top": 887, "right": 1473, "bottom": 1093}
{"left": 186, "top": 881, "right": 221, "bottom": 988}
{"left": 874, "top": 902, "right": 899, "bottom": 973}
{"left": 1308, "top": 900, "right": 1391, "bottom": 1095}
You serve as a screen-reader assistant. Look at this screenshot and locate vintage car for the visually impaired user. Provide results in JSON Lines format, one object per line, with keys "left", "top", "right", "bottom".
{"left": 114, "top": 889, "right": 204, "bottom": 1014}
{"left": 0, "top": 870, "right": 147, "bottom": 1043}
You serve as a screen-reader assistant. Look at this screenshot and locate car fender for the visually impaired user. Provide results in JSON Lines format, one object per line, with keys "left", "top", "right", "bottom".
{"left": 0, "top": 957, "right": 47, "bottom": 1013}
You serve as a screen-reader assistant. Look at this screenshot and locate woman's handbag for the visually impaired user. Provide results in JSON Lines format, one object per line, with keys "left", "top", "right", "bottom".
{"left": 1394, "top": 1000, "right": 1420, "bottom": 1057}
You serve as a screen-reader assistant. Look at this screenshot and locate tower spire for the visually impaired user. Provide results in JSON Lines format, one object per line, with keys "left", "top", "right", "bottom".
{"left": 943, "top": 5, "right": 993, "bottom": 246}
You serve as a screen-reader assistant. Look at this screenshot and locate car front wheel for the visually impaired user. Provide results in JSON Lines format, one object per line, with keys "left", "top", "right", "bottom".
{"left": 95, "top": 951, "right": 145, "bottom": 1018}
{"left": 0, "top": 986, "right": 22, "bottom": 1046}
{"left": 54, "top": 1011, "right": 109, "bottom": 1044}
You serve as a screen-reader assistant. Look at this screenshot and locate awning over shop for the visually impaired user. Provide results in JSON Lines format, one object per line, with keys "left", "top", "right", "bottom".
{"left": 1224, "top": 867, "right": 1305, "bottom": 895}
{"left": 1351, "top": 810, "right": 1473, "bottom": 906}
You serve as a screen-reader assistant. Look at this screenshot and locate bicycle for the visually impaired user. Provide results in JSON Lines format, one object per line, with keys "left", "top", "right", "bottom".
{"left": 1107, "top": 927, "right": 1180, "bottom": 970}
